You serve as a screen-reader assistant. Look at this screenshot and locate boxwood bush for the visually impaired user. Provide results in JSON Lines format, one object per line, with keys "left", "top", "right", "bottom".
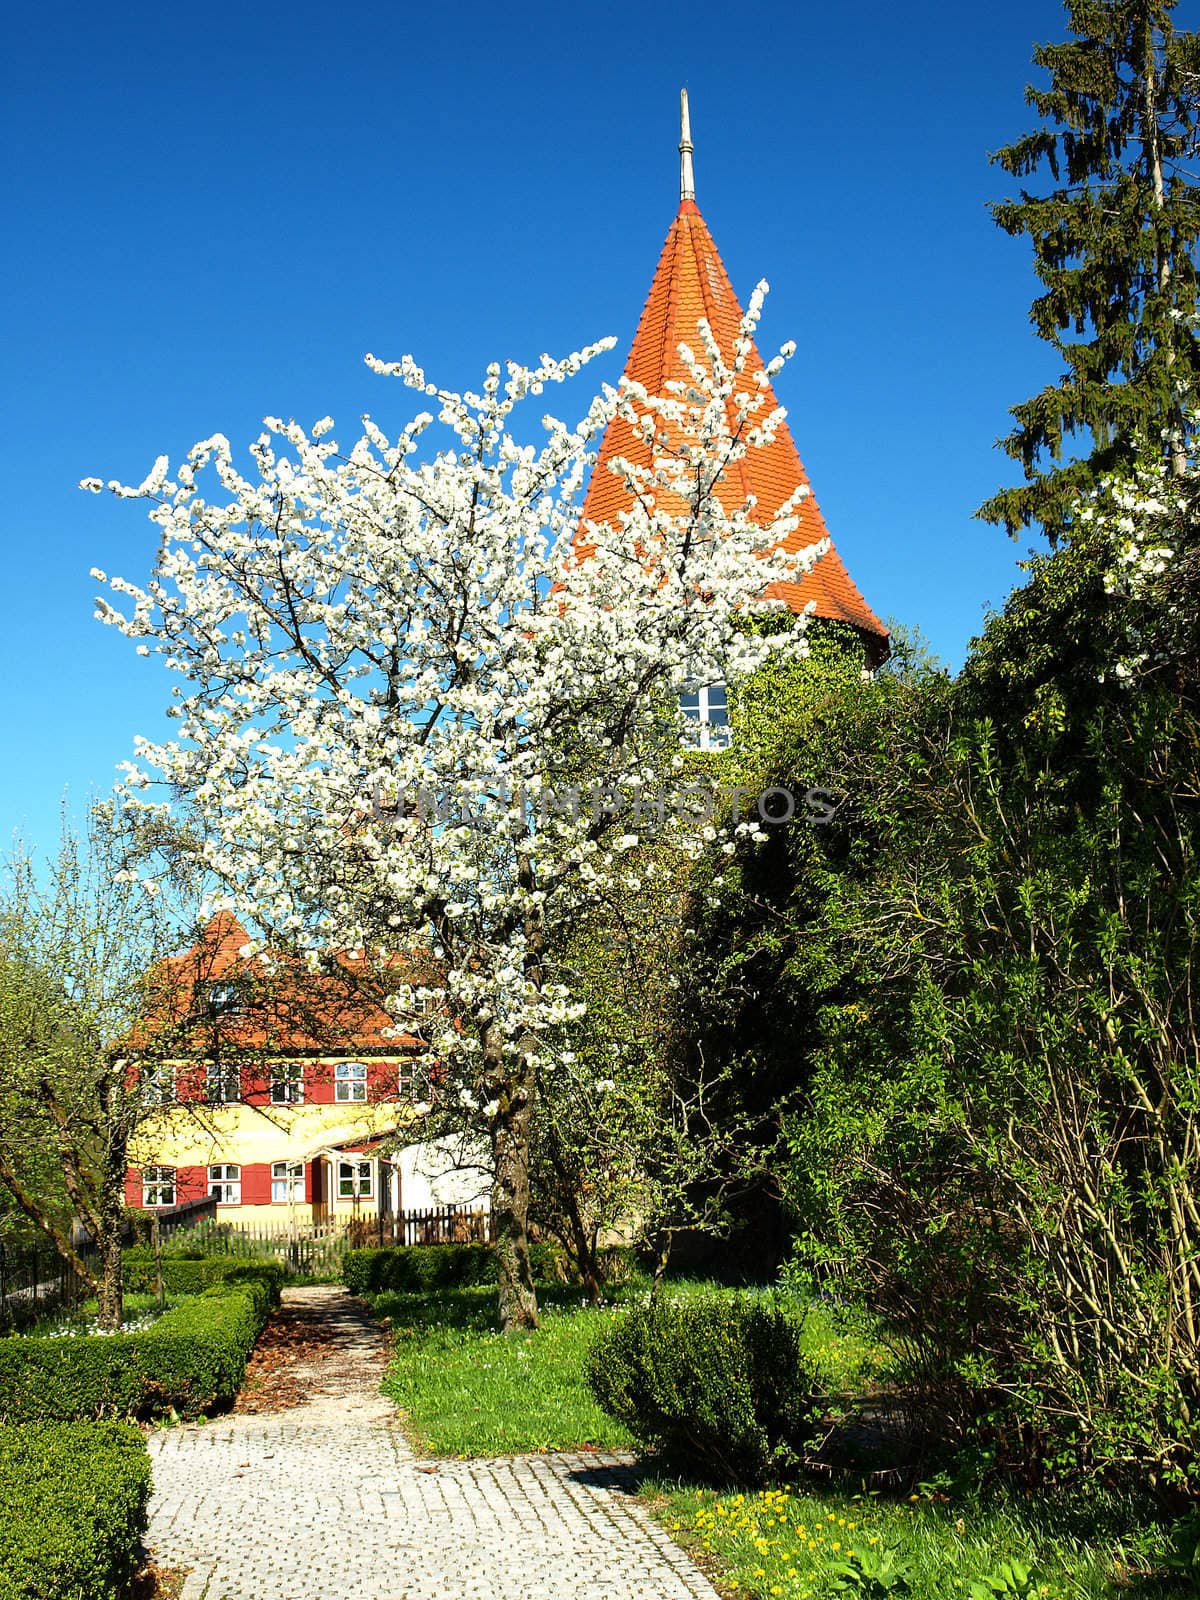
{"left": 343, "top": 1243, "right": 495, "bottom": 1295}
{"left": 0, "top": 1265, "right": 278, "bottom": 1423}
{"left": 343, "top": 1240, "right": 576, "bottom": 1295}
{"left": 585, "top": 1296, "right": 816, "bottom": 1484}
{"left": 122, "top": 1249, "right": 286, "bottom": 1298}
{"left": 0, "top": 1421, "right": 151, "bottom": 1600}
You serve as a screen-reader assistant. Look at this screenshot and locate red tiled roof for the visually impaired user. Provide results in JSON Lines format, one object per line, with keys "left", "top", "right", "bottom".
{"left": 577, "top": 199, "right": 888, "bottom": 657}
{"left": 133, "top": 913, "right": 425, "bottom": 1055}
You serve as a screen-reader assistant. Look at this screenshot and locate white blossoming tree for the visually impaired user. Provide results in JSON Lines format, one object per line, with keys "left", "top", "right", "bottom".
{"left": 88, "top": 291, "right": 823, "bottom": 1329}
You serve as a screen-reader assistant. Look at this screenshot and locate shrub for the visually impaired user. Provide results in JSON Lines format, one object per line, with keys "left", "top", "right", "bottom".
{"left": 122, "top": 1249, "right": 286, "bottom": 1300}
{"left": 342, "top": 1240, "right": 592, "bottom": 1296}
{"left": 0, "top": 1269, "right": 277, "bottom": 1422}
{"left": 0, "top": 1421, "right": 151, "bottom": 1600}
{"left": 343, "top": 1244, "right": 496, "bottom": 1295}
{"left": 586, "top": 1295, "right": 816, "bottom": 1484}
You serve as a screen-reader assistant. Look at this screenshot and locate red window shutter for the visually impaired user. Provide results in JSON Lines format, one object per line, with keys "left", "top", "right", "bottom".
{"left": 307, "top": 1064, "right": 334, "bottom": 1104}
{"left": 367, "top": 1059, "right": 398, "bottom": 1102}
{"left": 240, "top": 1162, "right": 273, "bottom": 1205}
{"left": 124, "top": 1168, "right": 142, "bottom": 1207}
{"left": 177, "top": 1165, "right": 208, "bottom": 1203}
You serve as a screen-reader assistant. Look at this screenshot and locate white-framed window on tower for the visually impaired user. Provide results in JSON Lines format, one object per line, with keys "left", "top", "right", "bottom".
{"left": 680, "top": 681, "right": 731, "bottom": 750}
{"left": 139, "top": 1063, "right": 176, "bottom": 1107}
{"left": 335, "top": 1061, "right": 367, "bottom": 1103}
{"left": 205, "top": 1060, "right": 241, "bottom": 1104}
{"left": 270, "top": 1062, "right": 304, "bottom": 1105}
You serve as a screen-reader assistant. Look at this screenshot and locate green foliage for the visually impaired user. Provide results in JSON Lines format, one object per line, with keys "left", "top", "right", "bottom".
{"left": 660, "top": 1482, "right": 1134, "bottom": 1600}
{"left": 0, "top": 1422, "right": 151, "bottom": 1600}
{"left": 343, "top": 1244, "right": 497, "bottom": 1295}
{"left": 777, "top": 477, "right": 1200, "bottom": 1492}
{"left": 678, "top": 463, "right": 1200, "bottom": 1492}
{"left": 1162, "top": 1507, "right": 1200, "bottom": 1577}
{"left": 343, "top": 1241, "right": 576, "bottom": 1295}
{"left": 121, "top": 1247, "right": 286, "bottom": 1298}
{"left": 670, "top": 627, "right": 951, "bottom": 1271}
{"left": 830, "top": 1542, "right": 913, "bottom": 1595}
{"left": 967, "top": 1559, "right": 1037, "bottom": 1600}
{"left": 980, "top": 0, "right": 1200, "bottom": 539}
{"left": 0, "top": 1270, "right": 276, "bottom": 1421}
{"left": 585, "top": 1295, "right": 816, "bottom": 1484}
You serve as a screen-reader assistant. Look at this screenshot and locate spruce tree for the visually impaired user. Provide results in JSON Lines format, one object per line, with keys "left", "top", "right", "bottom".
{"left": 980, "top": 0, "right": 1200, "bottom": 541}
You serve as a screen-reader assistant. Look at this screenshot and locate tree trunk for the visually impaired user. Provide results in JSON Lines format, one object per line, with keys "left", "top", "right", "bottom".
{"left": 94, "top": 1096, "right": 127, "bottom": 1331}
{"left": 545, "top": 1131, "right": 606, "bottom": 1305}
{"left": 566, "top": 1206, "right": 605, "bottom": 1307}
{"left": 649, "top": 1230, "right": 672, "bottom": 1307}
{"left": 0, "top": 1153, "right": 99, "bottom": 1289}
{"left": 1141, "top": 15, "right": 1188, "bottom": 478}
{"left": 492, "top": 1071, "right": 539, "bottom": 1331}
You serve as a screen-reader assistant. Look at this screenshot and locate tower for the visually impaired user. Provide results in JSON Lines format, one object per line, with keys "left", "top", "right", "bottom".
{"left": 577, "top": 91, "right": 888, "bottom": 672}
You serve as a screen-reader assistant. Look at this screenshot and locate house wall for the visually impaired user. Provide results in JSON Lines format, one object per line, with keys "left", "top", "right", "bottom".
{"left": 126, "top": 1096, "right": 413, "bottom": 1215}
{"left": 397, "top": 1137, "right": 491, "bottom": 1211}
{"left": 125, "top": 1087, "right": 493, "bottom": 1222}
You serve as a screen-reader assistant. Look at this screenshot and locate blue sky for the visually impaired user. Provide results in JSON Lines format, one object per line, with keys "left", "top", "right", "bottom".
{"left": 3, "top": 0, "right": 1180, "bottom": 857}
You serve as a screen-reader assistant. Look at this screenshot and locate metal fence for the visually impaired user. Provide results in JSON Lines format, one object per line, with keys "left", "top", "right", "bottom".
{"left": 0, "top": 1236, "right": 97, "bottom": 1327}
{"left": 0, "top": 1203, "right": 493, "bottom": 1320}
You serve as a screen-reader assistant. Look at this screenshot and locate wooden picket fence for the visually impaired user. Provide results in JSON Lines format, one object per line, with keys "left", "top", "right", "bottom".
{"left": 349, "top": 1206, "right": 493, "bottom": 1248}
{"left": 154, "top": 1206, "right": 492, "bottom": 1276}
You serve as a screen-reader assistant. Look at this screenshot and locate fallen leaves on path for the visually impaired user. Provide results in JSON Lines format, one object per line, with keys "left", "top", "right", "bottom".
{"left": 233, "top": 1306, "right": 341, "bottom": 1414}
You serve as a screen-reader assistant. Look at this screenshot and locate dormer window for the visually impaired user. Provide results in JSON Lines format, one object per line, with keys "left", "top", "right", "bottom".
{"left": 207, "top": 982, "right": 241, "bottom": 1016}
{"left": 680, "top": 682, "right": 731, "bottom": 751}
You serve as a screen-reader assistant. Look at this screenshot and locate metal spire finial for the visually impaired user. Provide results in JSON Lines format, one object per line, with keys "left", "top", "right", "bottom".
{"left": 679, "top": 87, "right": 695, "bottom": 203}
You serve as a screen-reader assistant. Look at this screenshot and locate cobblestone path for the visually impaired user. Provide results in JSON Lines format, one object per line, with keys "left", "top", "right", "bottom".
{"left": 147, "top": 1285, "right": 719, "bottom": 1600}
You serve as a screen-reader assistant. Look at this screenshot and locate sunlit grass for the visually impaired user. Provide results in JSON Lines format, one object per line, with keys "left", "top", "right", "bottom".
{"left": 372, "top": 1278, "right": 890, "bottom": 1460}
{"left": 376, "top": 1283, "right": 635, "bottom": 1456}
{"left": 655, "top": 1482, "right": 1182, "bottom": 1600}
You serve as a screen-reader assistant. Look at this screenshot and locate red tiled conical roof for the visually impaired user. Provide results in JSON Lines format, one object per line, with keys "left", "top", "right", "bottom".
{"left": 578, "top": 191, "right": 888, "bottom": 660}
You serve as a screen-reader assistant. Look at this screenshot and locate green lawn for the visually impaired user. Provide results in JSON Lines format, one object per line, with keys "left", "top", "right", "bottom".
{"left": 655, "top": 1482, "right": 1183, "bottom": 1600}
{"left": 368, "top": 1278, "right": 1188, "bottom": 1596}
{"left": 375, "top": 1284, "right": 635, "bottom": 1456}
{"left": 371, "top": 1279, "right": 885, "bottom": 1460}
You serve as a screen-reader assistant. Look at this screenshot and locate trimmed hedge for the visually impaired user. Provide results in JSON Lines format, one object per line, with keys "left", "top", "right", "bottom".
{"left": 0, "top": 1266, "right": 279, "bottom": 1423}
{"left": 585, "top": 1296, "right": 816, "bottom": 1484}
{"left": 0, "top": 1422, "right": 151, "bottom": 1600}
{"left": 343, "top": 1243, "right": 495, "bottom": 1295}
{"left": 122, "top": 1249, "right": 286, "bottom": 1299}
{"left": 342, "top": 1241, "right": 576, "bottom": 1295}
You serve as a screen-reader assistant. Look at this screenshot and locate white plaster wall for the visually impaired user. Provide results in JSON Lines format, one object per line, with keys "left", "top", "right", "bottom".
{"left": 399, "top": 1137, "right": 491, "bottom": 1212}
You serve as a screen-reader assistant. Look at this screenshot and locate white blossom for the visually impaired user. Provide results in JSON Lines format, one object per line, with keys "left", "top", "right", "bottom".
{"left": 86, "top": 299, "right": 822, "bottom": 1085}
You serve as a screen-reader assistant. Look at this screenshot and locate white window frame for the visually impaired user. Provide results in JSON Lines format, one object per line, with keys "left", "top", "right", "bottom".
{"left": 205, "top": 1060, "right": 241, "bottom": 1104}
{"left": 400, "top": 1055, "right": 431, "bottom": 1100}
{"left": 271, "top": 1160, "right": 304, "bottom": 1204}
{"left": 142, "top": 1166, "right": 176, "bottom": 1207}
{"left": 270, "top": 1061, "right": 305, "bottom": 1105}
{"left": 680, "top": 681, "right": 732, "bottom": 751}
{"left": 335, "top": 1061, "right": 367, "bottom": 1103}
{"left": 140, "top": 1063, "right": 176, "bottom": 1107}
{"left": 207, "top": 982, "right": 241, "bottom": 1015}
{"left": 209, "top": 1163, "right": 241, "bottom": 1204}
{"left": 337, "top": 1158, "right": 373, "bottom": 1200}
